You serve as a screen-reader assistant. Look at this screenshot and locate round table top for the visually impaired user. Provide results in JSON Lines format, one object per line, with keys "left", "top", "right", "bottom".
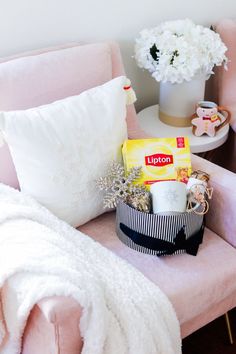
{"left": 137, "top": 105, "right": 229, "bottom": 153}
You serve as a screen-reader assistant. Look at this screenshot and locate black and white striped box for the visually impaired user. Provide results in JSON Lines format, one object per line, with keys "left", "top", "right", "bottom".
{"left": 116, "top": 201, "right": 204, "bottom": 256}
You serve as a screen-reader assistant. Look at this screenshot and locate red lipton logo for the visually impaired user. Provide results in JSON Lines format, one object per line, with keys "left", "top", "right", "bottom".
{"left": 176, "top": 137, "right": 185, "bottom": 148}
{"left": 145, "top": 153, "right": 174, "bottom": 167}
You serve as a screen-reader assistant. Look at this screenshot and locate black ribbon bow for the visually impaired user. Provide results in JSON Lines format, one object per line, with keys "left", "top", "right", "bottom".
{"left": 119, "top": 223, "right": 204, "bottom": 256}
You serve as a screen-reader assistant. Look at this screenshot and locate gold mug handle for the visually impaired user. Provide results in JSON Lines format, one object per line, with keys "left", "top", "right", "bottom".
{"left": 216, "top": 106, "right": 231, "bottom": 132}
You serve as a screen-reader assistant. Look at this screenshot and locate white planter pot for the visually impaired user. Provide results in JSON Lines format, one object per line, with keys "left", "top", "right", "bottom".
{"left": 159, "top": 74, "right": 206, "bottom": 127}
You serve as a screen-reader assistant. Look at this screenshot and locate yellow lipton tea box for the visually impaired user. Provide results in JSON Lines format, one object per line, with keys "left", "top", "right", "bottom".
{"left": 122, "top": 137, "right": 191, "bottom": 188}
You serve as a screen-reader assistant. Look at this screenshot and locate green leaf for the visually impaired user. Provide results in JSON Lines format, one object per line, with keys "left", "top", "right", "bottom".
{"left": 150, "top": 44, "right": 160, "bottom": 62}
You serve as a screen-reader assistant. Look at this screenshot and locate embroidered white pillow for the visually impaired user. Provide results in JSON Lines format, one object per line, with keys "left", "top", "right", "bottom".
{"left": 0, "top": 76, "right": 128, "bottom": 226}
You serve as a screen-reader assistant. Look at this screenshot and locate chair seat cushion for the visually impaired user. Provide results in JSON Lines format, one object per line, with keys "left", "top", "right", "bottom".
{"left": 79, "top": 211, "right": 236, "bottom": 336}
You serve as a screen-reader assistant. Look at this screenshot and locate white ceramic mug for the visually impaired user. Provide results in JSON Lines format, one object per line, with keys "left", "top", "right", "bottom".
{"left": 150, "top": 181, "right": 187, "bottom": 213}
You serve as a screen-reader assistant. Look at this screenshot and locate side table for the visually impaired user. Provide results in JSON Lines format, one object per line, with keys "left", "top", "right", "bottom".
{"left": 137, "top": 105, "right": 229, "bottom": 154}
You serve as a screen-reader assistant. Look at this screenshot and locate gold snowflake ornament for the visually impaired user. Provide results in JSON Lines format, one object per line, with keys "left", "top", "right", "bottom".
{"left": 97, "top": 161, "right": 151, "bottom": 213}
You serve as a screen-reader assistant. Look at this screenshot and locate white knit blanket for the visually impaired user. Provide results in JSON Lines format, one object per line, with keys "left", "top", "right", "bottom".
{"left": 0, "top": 183, "right": 181, "bottom": 354}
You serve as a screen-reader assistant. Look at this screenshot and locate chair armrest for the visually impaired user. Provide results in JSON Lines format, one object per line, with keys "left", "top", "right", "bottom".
{"left": 37, "top": 296, "right": 83, "bottom": 324}
{"left": 29, "top": 296, "right": 84, "bottom": 353}
{"left": 0, "top": 299, "right": 6, "bottom": 345}
{"left": 192, "top": 154, "right": 236, "bottom": 247}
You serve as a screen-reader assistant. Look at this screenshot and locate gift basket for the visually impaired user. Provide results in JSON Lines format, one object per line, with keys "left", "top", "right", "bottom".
{"left": 116, "top": 201, "right": 205, "bottom": 256}
{"left": 97, "top": 137, "right": 213, "bottom": 257}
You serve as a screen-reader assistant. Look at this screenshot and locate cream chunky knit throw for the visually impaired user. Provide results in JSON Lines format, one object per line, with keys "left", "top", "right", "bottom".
{"left": 0, "top": 184, "right": 181, "bottom": 354}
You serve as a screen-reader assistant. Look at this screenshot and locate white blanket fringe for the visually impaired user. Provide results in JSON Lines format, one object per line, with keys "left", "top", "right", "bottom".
{"left": 0, "top": 183, "right": 181, "bottom": 354}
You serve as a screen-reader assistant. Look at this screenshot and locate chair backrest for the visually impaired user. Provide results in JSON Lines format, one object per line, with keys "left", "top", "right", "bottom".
{"left": 212, "top": 20, "right": 236, "bottom": 173}
{"left": 216, "top": 19, "right": 236, "bottom": 132}
{"left": 0, "top": 41, "right": 139, "bottom": 188}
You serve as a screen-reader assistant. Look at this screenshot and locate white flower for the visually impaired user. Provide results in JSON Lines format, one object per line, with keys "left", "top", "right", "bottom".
{"left": 134, "top": 19, "right": 228, "bottom": 84}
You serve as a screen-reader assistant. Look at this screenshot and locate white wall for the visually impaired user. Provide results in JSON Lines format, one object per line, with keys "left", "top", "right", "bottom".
{"left": 0, "top": 0, "right": 235, "bottom": 111}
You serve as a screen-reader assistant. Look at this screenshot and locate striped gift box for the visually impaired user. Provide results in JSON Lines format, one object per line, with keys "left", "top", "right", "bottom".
{"left": 116, "top": 201, "right": 204, "bottom": 256}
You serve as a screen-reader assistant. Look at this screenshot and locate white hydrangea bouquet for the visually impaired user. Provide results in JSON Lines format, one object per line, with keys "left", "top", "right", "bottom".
{"left": 134, "top": 19, "right": 228, "bottom": 84}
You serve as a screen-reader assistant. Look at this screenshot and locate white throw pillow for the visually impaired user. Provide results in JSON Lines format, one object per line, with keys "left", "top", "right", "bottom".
{"left": 0, "top": 76, "right": 128, "bottom": 226}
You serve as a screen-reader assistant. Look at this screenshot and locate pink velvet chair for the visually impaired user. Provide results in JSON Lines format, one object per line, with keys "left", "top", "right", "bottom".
{"left": 0, "top": 41, "right": 236, "bottom": 354}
